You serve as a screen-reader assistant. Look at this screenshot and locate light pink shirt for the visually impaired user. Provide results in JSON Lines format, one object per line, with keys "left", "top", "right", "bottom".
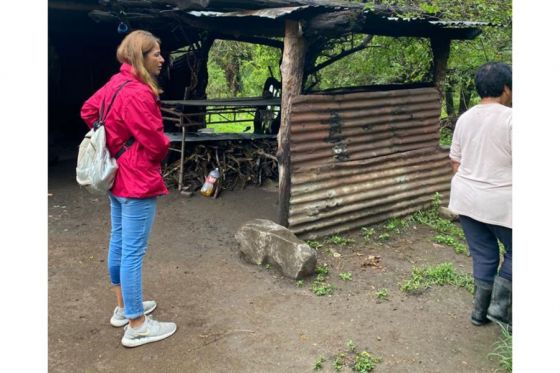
{"left": 448, "top": 103, "right": 512, "bottom": 228}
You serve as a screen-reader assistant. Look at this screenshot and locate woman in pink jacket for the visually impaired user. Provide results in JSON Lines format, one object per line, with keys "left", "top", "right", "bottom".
{"left": 81, "top": 30, "right": 175, "bottom": 348}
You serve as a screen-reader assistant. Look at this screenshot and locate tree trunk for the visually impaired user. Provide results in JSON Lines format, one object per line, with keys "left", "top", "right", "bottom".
{"left": 458, "top": 81, "right": 474, "bottom": 114}
{"left": 278, "top": 20, "right": 305, "bottom": 227}
{"left": 430, "top": 37, "right": 451, "bottom": 100}
{"left": 445, "top": 87, "right": 455, "bottom": 118}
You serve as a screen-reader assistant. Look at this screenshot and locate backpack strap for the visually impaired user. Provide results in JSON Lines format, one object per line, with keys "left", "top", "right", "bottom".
{"left": 101, "top": 80, "right": 131, "bottom": 121}
{"left": 95, "top": 80, "right": 136, "bottom": 160}
{"left": 115, "top": 137, "right": 135, "bottom": 160}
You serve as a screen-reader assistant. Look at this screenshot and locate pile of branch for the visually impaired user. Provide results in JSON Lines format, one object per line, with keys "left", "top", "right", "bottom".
{"left": 163, "top": 139, "right": 278, "bottom": 192}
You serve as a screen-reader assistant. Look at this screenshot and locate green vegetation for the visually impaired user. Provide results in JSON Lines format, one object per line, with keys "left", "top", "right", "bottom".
{"left": 204, "top": 1, "right": 511, "bottom": 137}
{"left": 306, "top": 240, "right": 324, "bottom": 251}
{"left": 312, "top": 263, "right": 335, "bottom": 296}
{"left": 313, "top": 340, "right": 382, "bottom": 372}
{"left": 312, "top": 280, "right": 335, "bottom": 296}
{"left": 400, "top": 262, "right": 474, "bottom": 294}
{"left": 315, "top": 264, "right": 330, "bottom": 276}
{"left": 377, "top": 233, "right": 391, "bottom": 241}
{"left": 411, "top": 193, "right": 469, "bottom": 255}
{"left": 339, "top": 272, "right": 353, "bottom": 281}
{"left": 434, "top": 234, "right": 468, "bottom": 255}
{"left": 440, "top": 127, "right": 453, "bottom": 147}
{"left": 334, "top": 354, "right": 345, "bottom": 371}
{"left": 375, "top": 288, "right": 389, "bottom": 301}
{"left": 354, "top": 351, "right": 382, "bottom": 373}
{"left": 207, "top": 118, "right": 253, "bottom": 133}
{"left": 207, "top": 40, "right": 281, "bottom": 99}
{"left": 361, "top": 227, "right": 375, "bottom": 242}
{"left": 384, "top": 217, "right": 409, "bottom": 234}
{"left": 296, "top": 280, "right": 304, "bottom": 288}
{"left": 314, "top": 356, "right": 325, "bottom": 370}
{"left": 346, "top": 340, "right": 357, "bottom": 352}
{"left": 489, "top": 324, "right": 512, "bottom": 373}
{"left": 327, "top": 234, "right": 355, "bottom": 247}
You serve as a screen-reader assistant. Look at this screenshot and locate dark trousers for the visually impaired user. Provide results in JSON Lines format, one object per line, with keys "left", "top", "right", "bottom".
{"left": 459, "top": 215, "right": 512, "bottom": 284}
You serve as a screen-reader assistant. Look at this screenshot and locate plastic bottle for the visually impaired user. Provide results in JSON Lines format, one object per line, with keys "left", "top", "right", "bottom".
{"left": 200, "top": 168, "right": 220, "bottom": 197}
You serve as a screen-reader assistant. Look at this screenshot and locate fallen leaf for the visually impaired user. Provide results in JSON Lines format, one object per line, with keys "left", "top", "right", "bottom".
{"left": 362, "top": 255, "right": 382, "bottom": 267}
{"left": 330, "top": 249, "right": 341, "bottom": 258}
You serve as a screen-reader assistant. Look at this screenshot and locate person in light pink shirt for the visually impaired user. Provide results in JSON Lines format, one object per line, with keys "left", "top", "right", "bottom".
{"left": 448, "top": 62, "right": 512, "bottom": 331}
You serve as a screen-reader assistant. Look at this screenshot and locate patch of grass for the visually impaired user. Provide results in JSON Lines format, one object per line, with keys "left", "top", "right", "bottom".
{"left": 307, "top": 240, "right": 324, "bottom": 251}
{"left": 434, "top": 234, "right": 468, "bottom": 255}
{"left": 339, "top": 272, "right": 353, "bottom": 281}
{"left": 377, "top": 233, "right": 390, "bottom": 241}
{"left": 296, "top": 280, "right": 304, "bottom": 288}
{"left": 361, "top": 227, "right": 375, "bottom": 241}
{"left": 384, "top": 217, "right": 409, "bottom": 234}
{"left": 375, "top": 288, "right": 389, "bottom": 300}
{"left": 314, "top": 356, "right": 325, "bottom": 370}
{"left": 353, "top": 351, "right": 382, "bottom": 373}
{"left": 315, "top": 264, "right": 330, "bottom": 276}
{"left": 334, "top": 353, "right": 345, "bottom": 371}
{"left": 488, "top": 324, "right": 512, "bottom": 373}
{"left": 411, "top": 193, "right": 469, "bottom": 256}
{"left": 327, "top": 234, "right": 355, "bottom": 246}
{"left": 264, "top": 264, "right": 271, "bottom": 269}
{"left": 312, "top": 280, "right": 335, "bottom": 296}
{"left": 314, "top": 341, "right": 382, "bottom": 372}
{"left": 439, "top": 127, "right": 453, "bottom": 147}
{"left": 400, "top": 262, "right": 474, "bottom": 294}
{"left": 312, "top": 264, "right": 335, "bottom": 295}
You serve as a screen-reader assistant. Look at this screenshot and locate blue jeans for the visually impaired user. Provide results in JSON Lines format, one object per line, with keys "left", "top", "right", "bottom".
{"left": 108, "top": 193, "right": 157, "bottom": 319}
{"left": 459, "top": 215, "right": 512, "bottom": 284}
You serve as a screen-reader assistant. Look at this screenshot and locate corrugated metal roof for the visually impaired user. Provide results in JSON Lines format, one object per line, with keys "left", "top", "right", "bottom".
{"left": 188, "top": 6, "right": 311, "bottom": 19}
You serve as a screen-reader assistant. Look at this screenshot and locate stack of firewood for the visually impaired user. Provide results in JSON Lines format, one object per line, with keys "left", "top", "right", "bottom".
{"left": 163, "top": 139, "right": 278, "bottom": 192}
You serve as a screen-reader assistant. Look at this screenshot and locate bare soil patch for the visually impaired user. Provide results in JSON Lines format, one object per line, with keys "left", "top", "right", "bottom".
{"left": 49, "top": 160, "right": 504, "bottom": 372}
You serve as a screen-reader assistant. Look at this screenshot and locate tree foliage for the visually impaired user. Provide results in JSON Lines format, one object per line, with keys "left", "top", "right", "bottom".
{"left": 207, "top": 40, "right": 281, "bottom": 98}
{"left": 205, "top": 0, "right": 511, "bottom": 120}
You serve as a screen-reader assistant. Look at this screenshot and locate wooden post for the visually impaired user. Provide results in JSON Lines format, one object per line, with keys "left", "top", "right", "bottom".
{"left": 430, "top": 36, "right": 451, "bottom": 99}
{"left": 278, "top": 20, "right": 305, "bottom": 227}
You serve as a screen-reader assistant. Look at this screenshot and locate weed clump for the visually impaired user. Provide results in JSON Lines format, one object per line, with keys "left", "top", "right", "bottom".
{"left": 400, "top": 262, "right": 474, "bottom": 294}
{"left": 326, "top": 234, "right": 355, "bottom": 246}
{"left": 312, "top": 264, "right": 335, "bottom": 296}
{"left": 339, "top": 272, "right": 353, "bottom": 281}
{"left": 313, "top": 340, "right": 382, "bottom": 372}
{"left": 354, "top": 351, "right": 382, "bottom": 373}
{"left": 375, "top": 288, "right": 389, "bottom": 300}
{"left": 489, "top": 324, "right": 512, "bottom": 373}
{"left": 411, "top": 193, "right": 469, "bottom": 255}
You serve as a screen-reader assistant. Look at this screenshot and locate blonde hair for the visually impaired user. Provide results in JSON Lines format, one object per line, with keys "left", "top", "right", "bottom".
{"left": 116, "top": 30, "right": 162, "bottom": 96}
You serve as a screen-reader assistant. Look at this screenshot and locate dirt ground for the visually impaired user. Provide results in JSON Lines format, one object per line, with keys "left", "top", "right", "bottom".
{"left": 48, "top": 159, "right": 504, "bottom": 373}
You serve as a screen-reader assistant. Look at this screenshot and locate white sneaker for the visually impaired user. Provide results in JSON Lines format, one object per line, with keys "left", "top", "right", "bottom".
{"left": 110, "top": 300, "right": 157, "bottom": 327}
{"left": 121, "top": 316, "right": 177, "bottom": 348}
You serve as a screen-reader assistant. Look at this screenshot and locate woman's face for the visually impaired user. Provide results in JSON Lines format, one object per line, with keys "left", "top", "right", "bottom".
{"left": 144, "top": 44, "right": 164, "bottom": 77}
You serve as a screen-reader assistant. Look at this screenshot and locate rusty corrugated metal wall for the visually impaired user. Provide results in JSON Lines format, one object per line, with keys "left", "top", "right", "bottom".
{"left": 288, "top": 87, "right": 452, "bottom": 239}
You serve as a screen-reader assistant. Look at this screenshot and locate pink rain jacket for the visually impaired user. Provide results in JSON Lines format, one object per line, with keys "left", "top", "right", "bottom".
{"left": 81, "top": 63, "right": 170, "bottom": 198}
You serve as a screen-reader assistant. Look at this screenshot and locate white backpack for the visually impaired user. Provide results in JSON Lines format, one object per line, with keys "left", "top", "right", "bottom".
{"left": 76, "top": 81, "right": 132, "bottom": 195}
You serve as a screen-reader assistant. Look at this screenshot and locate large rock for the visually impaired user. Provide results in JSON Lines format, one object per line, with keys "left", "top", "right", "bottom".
{"left": 235, "top": 219, "right": 317, "bottom": 280}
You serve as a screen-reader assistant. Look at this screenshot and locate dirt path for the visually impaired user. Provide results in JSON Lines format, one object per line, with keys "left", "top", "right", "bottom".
{"left": 48, "top": 160, "right": 504, "bottom": 372}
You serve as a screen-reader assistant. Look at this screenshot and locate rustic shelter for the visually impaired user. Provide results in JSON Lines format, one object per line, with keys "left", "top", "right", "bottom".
{"left": 49, "top": 0, "right": 485, "bottom": 238}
